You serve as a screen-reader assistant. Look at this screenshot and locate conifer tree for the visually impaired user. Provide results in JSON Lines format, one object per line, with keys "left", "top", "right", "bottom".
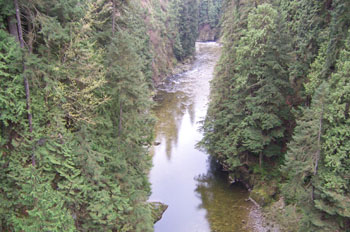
{"left": 282, "top": 82, "right": 328, "bottom": 205}
{"left": 280, "top": 0, "right": 330, "bottom": 101}
{"left": 202, "top": 2, "right": 293, "bottom": 174}
{"left": 233, "top": 3, "right": 292, "bottom": 166}
{"left": 1, "top": 0, "right": 156, "bottom": 231}
{"left": 176, "top": 0, "right": 199, "bottom": 60}
{"left": 200, "top": 0, "right": 255, "bottom": 165}
{"left": 282, "top": 29, "right": 350, "bottom": 232}
{"left": 311, "top": 31, "right": 350, "bottom": 231}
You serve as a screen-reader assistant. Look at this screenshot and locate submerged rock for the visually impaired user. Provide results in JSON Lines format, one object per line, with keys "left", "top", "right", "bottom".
{"left": 154, "top": 141, "right": 161, "bottom": 146}
{"left": 149, "top": 202, "right": 168, "bottom": 223}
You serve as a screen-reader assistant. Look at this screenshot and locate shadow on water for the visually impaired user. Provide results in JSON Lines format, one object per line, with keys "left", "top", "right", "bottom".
{"left": 195, "top": 157, "right": 254, "bottom": 232}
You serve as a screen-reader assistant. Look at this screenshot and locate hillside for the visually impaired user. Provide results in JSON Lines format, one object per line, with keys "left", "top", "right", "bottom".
{"left": 201, "top": 0, "right": 350, "bottom": 231}
{"left": 0, "top": 0, "right": 199, "bottom": 231}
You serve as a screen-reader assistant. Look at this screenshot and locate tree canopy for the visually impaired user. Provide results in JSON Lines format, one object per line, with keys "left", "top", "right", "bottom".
{"left": 201, "top": 0, "right": 350, "bottom": 230}
{"left": 0, "top": 0, "right": 199, "bottom": 231}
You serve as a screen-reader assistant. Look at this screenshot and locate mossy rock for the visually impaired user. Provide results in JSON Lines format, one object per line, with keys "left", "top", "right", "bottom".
{"left": 149, "top": 202, "right": 168, "bottom": 223}
{"left": 250, "top": 184, "right": 277, "bottom": 207}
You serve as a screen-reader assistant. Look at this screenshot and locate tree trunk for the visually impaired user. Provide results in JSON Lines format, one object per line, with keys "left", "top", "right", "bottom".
{"left": 312, "top": 103, "right": 324, "bottom": 200}
{"left": 118, "top": 101, "right": 123, "bottom": 136}
{"left": 26, "top": 8, "right": 35, "bottom": 53}
{"left": 7, "top": 15, "right": 19, "bottom": 41}
{"left": 314, "top": 104, "right": 324, "bottom": 175}
{"left": 259, "top": 151, "right": 262, "bottom": 168}
{"left": 14, "top": 0, "right": 35, "bottom": 166}
{"left": 112, "top": 0, "right": 116, "bottom": 36}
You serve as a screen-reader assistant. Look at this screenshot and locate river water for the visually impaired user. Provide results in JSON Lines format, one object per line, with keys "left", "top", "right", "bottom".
{"left": 149, "top": 42, "right": 259, "bottom": 232}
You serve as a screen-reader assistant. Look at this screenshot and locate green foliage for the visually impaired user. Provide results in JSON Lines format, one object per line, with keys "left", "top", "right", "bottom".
{"left": 0, "top": 30, "right": 26, "bottom": 129}
{"left": 310, "top": 32, "right": 350, "bottom": 231}
{"left": 198, "top": 0, "right": 222, "bottom": 28}
{"left": 279, "top": 0, "right": 330, "bottom": 101}
{"left": 201, "top": 2, "right": 293, "bottom": 173}
{"left": 282, "top": 82, "right": 328, "bottom": 205}
{"left": 10, "top": 168, "right": 76, "bottom": 232}
{"left": 204, "top": 0, "right": 350, "bottom": 230}
{"left": 281, "top": 3, "right": 350, "bottom": 231}
{"left": 0, "top": 0, "right": 156, "bottom": 231}
{"left": 171, "top": 0, "right": 199, "bottom": 60}
{"left": 0, "top": 27, "right": 27, "bottom": 232}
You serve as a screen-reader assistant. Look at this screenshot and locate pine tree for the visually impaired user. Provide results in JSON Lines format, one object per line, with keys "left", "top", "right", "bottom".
{"left": 282, "top": 82, "right": 328, "bottom": 205}
{"left": 177, "top": 0, "right": 199, "bottom": 60}
{"left": 202, "top": 2, "right": 293, "bottom": 175}
{"left": 311, "top": 31, "right": 350, "bottom": 231}
{"left": 1, "top": 0, "right": 156, "bottom": 231}
{"left": 280, "top": 0, "right": 330, "bottom": 101}
{"left": 200, "top": 0, "right": 255, "bottom": 166}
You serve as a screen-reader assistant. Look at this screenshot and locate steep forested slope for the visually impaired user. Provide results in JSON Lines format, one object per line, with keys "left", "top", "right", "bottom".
{"left": 198, "top": 0, "right": 223, "bottom": 41}
{"left": 142, "top": 0, "right": 199, "bottom": 83}
{"left": 201, "top": 0, "right": 350, "bottom": 231}
{"left": 0, "top": 0, "right": 198, "bottom": 231}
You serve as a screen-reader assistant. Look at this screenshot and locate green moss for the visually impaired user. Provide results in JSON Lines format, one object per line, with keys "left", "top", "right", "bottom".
{"left": 149, "top": 202, "right": 168, "bottom": 223}
{"left": 250, "top": 183, "right": 277, "bottom": 207}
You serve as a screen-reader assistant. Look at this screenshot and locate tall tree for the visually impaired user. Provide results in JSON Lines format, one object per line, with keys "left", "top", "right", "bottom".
{"left": 201, "top": 2, "right": 293, "bottom": 176}
{"left": 282, "top": 82, "right": 328, "bottom": 205}
{"left": 0, "top": 0, "right": 156, "bottom": 231}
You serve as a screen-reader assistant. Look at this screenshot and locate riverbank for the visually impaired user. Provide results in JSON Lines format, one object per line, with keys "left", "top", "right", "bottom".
{"left": 154, "top": 56, "right": 195, "bottom": 89}
{"left": 229, "top": 172, "right": 300, "bottom": 232}
{"left": 246, "top": 203, "right": 280, "bottom": 232}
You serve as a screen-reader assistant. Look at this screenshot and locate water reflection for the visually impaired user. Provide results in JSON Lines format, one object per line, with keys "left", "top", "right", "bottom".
{"left": 195, "top": 158, "right": 254, "bottom": 232}
{"left": 154, "top": 89, "right": 190, "bottom": 160}
{"left": 150, "top": 42, "right": 255, "bottom": 232}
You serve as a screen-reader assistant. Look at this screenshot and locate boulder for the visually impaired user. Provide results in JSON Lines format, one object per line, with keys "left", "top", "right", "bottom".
{"left": 249, "top": 183, "right": 277, "bottom": 207}
{"left": 149, "top": 201, "right": 168, "bottom": 223}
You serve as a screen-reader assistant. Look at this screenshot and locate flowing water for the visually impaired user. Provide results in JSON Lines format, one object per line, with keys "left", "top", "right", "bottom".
{"left": 149, "top": 42, "right": 259, "bottom": 232}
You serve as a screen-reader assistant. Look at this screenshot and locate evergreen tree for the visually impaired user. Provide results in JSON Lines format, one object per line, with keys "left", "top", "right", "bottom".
{"left": 310, "top": 32, "right": 350, "bottom": 231}
{"left": 202, "top": 0, "right": 350, "bottom": 230}
{"left": 1, "top": 0, "right": 156, "bottom": 231}
{"left": 201, "top": 2, "right": 293, "bottom": 176}
{"left": 200, "top": 0, "right": 255, "bottom": 165}
{"left": 280, "top": 0, "right": 330, "bottom": 101}
{"left": 282, "top": 82, "right": 328, "bottom": 207}
{"left": 176, "top": 0, "right": 199, "bottom": 60}
{"left": 198, "top": 0, "right": 222, "bottom": 29}
{"left": 233, "top": 3, "right": 292, "bottom": 166}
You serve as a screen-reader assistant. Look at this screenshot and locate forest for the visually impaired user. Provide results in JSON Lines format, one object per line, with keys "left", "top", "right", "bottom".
{"left": 0, "top": 0, "right": 201, "bottom": 231}
{"left": 201, "top": 0, "right": 350, "bottom": 231}
{"left": 1, "top": 0, "right": 350, "bottom": 231}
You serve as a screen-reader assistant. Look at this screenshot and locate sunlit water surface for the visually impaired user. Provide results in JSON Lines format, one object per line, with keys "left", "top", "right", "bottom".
{"left": 149, "top": 42, "right": 256, "bottom": 232}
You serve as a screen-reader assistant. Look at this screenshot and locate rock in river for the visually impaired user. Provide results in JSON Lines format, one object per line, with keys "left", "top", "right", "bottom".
{"left": 150, "top": 202, "right": 168, "bottom": 223}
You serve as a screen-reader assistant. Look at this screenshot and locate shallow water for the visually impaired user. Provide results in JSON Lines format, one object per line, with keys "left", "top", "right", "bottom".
{"left": 149, "top": 42, "right": 257, "bottom": 232}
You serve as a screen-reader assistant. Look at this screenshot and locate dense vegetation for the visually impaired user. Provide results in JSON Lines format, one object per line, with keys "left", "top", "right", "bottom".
{"left": 201, "top": 0, "right": 350, "bottom": 231}
{"left": 198, "top": 0, "right": 223, "bottom": 41}
{"left": 143, "top": 0, "right": 199, "bottom": 82}
{"left": 6, "top": 0, "right": 350, "bottom": 230}
{"left": 0, "top": 0, "right": 199, "bottom": 231}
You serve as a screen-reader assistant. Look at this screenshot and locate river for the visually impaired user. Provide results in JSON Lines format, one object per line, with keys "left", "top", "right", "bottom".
{"left": 149, "top": 42, "right": 262, "bottom": 232}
